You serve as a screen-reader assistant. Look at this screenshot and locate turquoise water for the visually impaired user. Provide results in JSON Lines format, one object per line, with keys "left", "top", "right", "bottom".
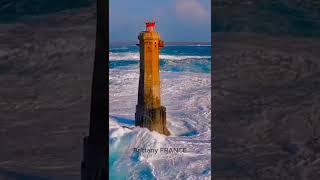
{"left": 109, "top": 131, "right": 157, "bottom": 180}
{"left": 109, "top": 44, "right": 211, "bottom": 179}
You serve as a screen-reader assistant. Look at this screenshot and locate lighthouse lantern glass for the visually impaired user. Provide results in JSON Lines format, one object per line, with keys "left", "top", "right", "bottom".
{"left": 146, "top": 22, "right": 156, "bottom": 32}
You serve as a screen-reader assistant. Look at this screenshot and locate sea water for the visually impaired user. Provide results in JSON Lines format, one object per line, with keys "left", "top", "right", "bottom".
{"left": 109, "top": 44, "right": 211, "bottom": 180}
{"left": 109, "top": 45, "right": 211, "bottom": 73}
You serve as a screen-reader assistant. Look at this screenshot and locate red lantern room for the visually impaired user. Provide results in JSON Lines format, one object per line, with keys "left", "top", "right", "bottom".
{"left": 146, "top": 21, "right": 156, "bottom": 32}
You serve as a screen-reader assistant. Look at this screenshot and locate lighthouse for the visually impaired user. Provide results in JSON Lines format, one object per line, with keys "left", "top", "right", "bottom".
{"left": 135, "top": 21, "right": 170, "bottom": 135}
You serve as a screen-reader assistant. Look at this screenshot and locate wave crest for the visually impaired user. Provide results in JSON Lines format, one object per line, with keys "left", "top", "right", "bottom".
{"left": 109, "top": 52, "right": 210, "bottom": 61}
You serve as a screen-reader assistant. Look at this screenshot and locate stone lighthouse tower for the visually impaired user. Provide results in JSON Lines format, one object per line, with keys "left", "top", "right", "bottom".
{"left": 135, "top": 21, "right": 170, "bottom": 135}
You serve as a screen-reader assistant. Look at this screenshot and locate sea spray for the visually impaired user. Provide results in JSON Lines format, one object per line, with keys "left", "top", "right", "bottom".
{"left": 109, "top": 45, "right": 211, "bottom": 179}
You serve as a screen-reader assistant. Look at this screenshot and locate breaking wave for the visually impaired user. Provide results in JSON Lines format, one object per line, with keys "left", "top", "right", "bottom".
{"left": 109, "top": 45, "right": 211, "bottom": 179}
{"left": 109, "top": 69, "right": 211, "bottom": 179}
{"left": 167, "top": 44, "right": 211, "bottom": 47}
{"left": 109, "top": 52, "right": 210, "bottom": 61}
{"left": 109, "top": 47, "right": 129, "bottom": 50}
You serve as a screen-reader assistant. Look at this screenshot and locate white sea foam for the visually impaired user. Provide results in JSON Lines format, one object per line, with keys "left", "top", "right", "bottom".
{"left": 166, "top": 44, "right": 211, "bottom": 47}
{"left": 109, "top": 52, "right": 210, "bottom": 61}
{"left": 109, "top": 67, "right": 211, "bottom": 179}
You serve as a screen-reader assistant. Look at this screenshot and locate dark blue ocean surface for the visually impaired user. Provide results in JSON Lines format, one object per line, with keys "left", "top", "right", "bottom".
{"left": 109, "top": 44, "right": 211, "bottom": 74}
{"left": 0, "top": 0, "right": 92, "bottom": 23}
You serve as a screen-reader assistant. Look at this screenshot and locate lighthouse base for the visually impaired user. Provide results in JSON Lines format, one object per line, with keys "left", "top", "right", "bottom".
{"left": 135, "top": 106, "right": 170, "bottom": 135}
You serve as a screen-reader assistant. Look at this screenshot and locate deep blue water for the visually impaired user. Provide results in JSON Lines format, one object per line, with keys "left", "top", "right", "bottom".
{"left": 109, "top": 44, "right": 211, "bottom": 74}
{"left": 0, "top": 0, "right": 92, "bottom": 23}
